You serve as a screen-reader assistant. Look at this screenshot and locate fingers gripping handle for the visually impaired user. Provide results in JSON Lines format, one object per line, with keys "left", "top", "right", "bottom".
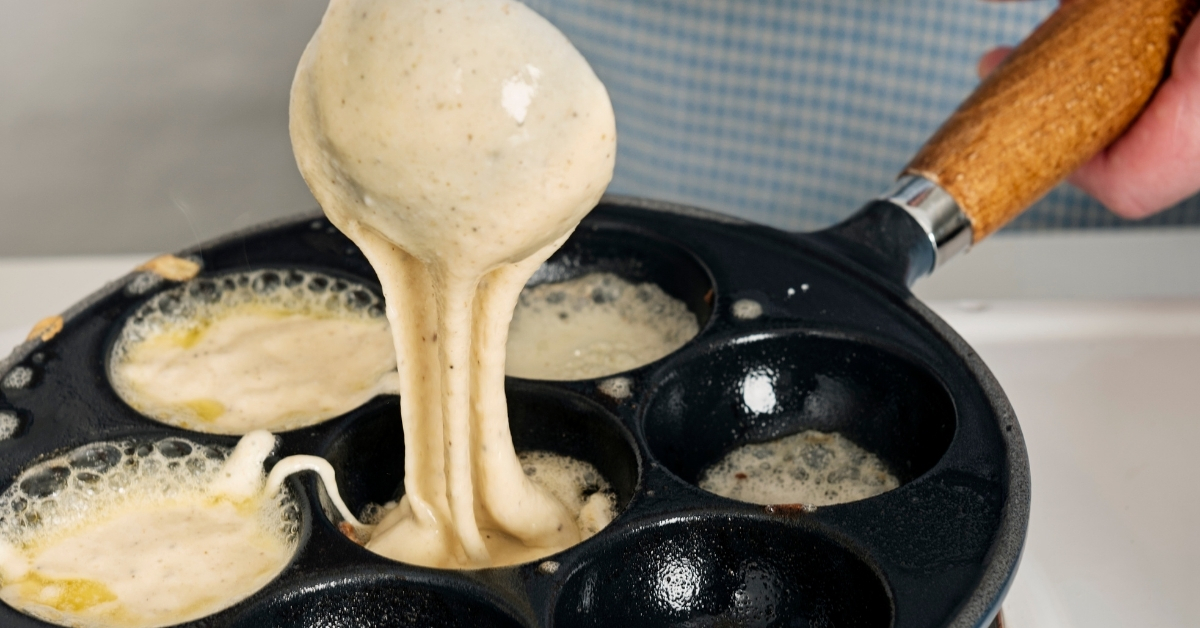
{"left": 904, "top": 0, "right": 1199, "bottom": 243}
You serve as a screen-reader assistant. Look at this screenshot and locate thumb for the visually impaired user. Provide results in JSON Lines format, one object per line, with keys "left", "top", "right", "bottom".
{"left": 977, "top": 46, "right": 1014, "bottom": 79}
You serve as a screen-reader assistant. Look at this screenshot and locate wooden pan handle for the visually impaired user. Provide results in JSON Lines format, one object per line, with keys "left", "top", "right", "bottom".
{"left": 904, "top": 0, "right": 1198, "bottom": 242}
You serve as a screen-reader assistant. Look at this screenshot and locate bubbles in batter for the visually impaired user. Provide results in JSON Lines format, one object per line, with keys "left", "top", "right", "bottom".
{"left": 0, "top": 435, "right": 300, "bottom": 628}
{"left": 2, "top": 367, "right": 34, "bottom": 391}
{"left": 731, "top": 299, "right": 763, "bottom": 320}
{"left": 596, "top": 377, "right": 633, "bottom": 400}
{"left": 698, "top": 430, "right": 899, "bottom": 507}
{"left": 0, "top": 412, "right": 19, "bottom": 440}
{"left": 517, "top": 451, "right": 616, "bottom": 540}
{"left": 506, "top": 273, "right": 699, "bottom": 380}
{"left": 109, "top": 269, "right": 397, "bottom": 434}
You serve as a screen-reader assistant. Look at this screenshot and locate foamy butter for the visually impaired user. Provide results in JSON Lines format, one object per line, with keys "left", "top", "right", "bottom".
{"left": 0, "top": 432, "right": 299, "bottom": 628}
{"left": 699, "top": 430, "right": 900, "bottom": 507}
{"left": 291, "top": 0, "right": 616, "bottom": 568}
{"left": 109, "top": 270, "right": 397, "bottom": 434}
{"left": 506, "top": 273, "right": 699, "bottom": 380}
{"left": 516, "top": 451, "right": 615, "bottom": 538}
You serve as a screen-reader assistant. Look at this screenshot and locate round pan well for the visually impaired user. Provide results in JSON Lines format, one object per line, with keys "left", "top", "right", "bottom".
{"left": 643, "top": 331, "right": 956, "bottom": 494}
{"left": 231, "top": 574, "right": 527, "bottom": 628}
{"left": 507, "top": 222, "right": 715, "bottom": 381}
{"left": 318, "top": 384, "right": 640, "bottom": 549}
{"left": 553, "top": 516, "right": 891, "bottom": 627}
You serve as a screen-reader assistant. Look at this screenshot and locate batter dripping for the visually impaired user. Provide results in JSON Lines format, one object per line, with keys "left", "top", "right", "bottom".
{"left": 290, "top": 0, "right": 616, "bottom": 568}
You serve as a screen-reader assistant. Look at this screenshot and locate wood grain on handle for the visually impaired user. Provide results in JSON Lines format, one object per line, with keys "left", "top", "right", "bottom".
{"left": 904, "top": 0, "right": 1198, "bottom": 242}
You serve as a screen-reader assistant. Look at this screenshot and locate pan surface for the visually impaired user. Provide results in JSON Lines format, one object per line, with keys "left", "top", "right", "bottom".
{"left": 0, "top": 197, "right": 1027, "bottom": 628}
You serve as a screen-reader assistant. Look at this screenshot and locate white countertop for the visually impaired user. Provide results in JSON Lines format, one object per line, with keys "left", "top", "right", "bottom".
{"left": 2, "top": 255, "right": 1199, "bottom": 628}
{"left": 934, "top": 302, "right": 1200, "bottom": 628}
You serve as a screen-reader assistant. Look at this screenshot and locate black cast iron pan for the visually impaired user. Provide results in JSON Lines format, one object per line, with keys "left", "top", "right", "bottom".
{"left": 0, "top": 198, "right": 1012, "bottom": 628}
{"left": 0, "top": 1, "right": 1194, "bottom": 627}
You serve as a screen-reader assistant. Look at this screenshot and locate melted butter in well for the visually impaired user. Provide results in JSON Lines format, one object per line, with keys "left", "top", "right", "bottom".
{"left": 506, "top": 273, "right": 699, "bottom": 380}
{"left": 291, "top": 0, "right": 616, "bottom": 569}
{"left": 699, "top": 430, "right": 900, "bottom": 507}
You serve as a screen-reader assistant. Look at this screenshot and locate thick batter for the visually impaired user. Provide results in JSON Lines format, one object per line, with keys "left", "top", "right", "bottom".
{"left": 290, "top": 0, "right": 616, "bottom": 568}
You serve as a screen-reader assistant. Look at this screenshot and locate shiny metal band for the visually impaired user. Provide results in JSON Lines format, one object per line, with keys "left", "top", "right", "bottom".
{"left": 882, "top": 175, "right": 973, "bottom": 268}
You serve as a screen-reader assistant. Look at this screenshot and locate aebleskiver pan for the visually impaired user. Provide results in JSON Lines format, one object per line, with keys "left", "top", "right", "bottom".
{"left": 0, "top": 1, "right": 1194, "bottom": 627}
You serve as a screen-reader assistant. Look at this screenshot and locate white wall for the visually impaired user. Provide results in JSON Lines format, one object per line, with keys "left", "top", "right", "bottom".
{"left": 0, "top": 0, "right": 326, "bottom": 255}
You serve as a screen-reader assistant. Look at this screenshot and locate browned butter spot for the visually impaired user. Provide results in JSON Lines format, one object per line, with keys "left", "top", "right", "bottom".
{"left": 26, "top": 315, "right": 64, "bottom": 342}
{"left": 764, "top": 503, "right": 816, "bottom": 517}
{"left": 137, "top": 254, "right": 201, "bottom": 282}
{"left": 338, "top": 521, "right": 365, "bottom": 545}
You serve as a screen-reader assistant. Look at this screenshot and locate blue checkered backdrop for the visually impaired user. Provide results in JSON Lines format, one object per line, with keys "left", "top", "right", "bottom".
{"left": 524, "top": 0, "right": 1200, "bottom": 232}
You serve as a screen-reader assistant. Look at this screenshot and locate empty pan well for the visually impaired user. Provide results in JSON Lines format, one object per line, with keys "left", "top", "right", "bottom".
{"left": 231, "top": 574, "right": 526, "bottom": 628}
{"left": 552, "top": 516, "right": 891, "bottom": 627}
{"left": 507, "top": 223, "right": 714, "bottom": 381}
{"left": 643, "top": 332, "right": 955, "bottom": 501}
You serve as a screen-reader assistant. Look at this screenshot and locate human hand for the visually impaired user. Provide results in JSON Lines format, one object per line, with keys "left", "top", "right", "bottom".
{"left": 981, "top": 0, "right": 1200, "bottom": 219}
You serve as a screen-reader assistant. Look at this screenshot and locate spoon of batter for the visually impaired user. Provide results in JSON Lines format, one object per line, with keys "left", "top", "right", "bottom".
{"left": 290, "top": 0, "right": 615, "bottom": 568}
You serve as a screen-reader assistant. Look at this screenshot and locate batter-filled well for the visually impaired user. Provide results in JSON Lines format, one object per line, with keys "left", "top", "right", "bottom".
{"left": 109, "top": 269, "right": 397, "bottom": 434}
{"left": 0, "top": 434, "right": 300, "bottom": 628}
{"left": 506, "top": 273, "right": 699, "bottom": 380}
{"left": 698, "top": 430, "right": 900, "bottom": 507}
{"left": 355, "top": 450, "right": 617, "bottom": 566}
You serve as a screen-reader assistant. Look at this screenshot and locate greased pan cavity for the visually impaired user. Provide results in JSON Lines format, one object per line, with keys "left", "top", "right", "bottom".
{"left": 0, "top": 198, "right": 1026, "bottom": 628}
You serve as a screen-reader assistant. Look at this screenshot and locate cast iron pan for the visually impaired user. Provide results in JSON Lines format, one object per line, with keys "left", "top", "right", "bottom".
{"left": 0, "top": 2, "right": 1193, "bottom": 627}
{"left": 0, "top": 198, "right": 1016, "bottom": 628}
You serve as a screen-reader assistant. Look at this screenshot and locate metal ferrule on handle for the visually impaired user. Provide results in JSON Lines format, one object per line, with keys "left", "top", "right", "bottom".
{"left": 882, "top": 175, "right": 973, "bottom": 269}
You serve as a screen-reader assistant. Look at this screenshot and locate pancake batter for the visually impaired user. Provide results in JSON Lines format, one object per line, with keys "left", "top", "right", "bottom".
{"left": 290, "top": 0, "right": 616, "bottom": 568}
{"left": 109, "top": 269, "right": 397, "bottom": 434}
{"left": 0, "top": 433, "right": 299, "bottom": 628}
